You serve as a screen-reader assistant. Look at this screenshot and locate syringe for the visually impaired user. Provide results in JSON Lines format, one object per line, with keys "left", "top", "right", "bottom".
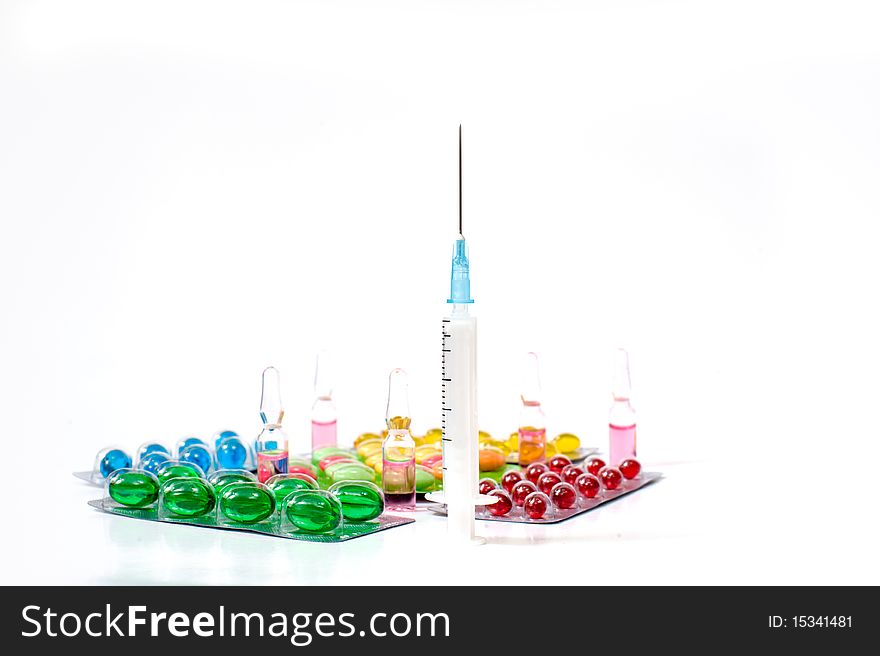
{"left": 427, "top": 127, "right": 495, "bottom": 544}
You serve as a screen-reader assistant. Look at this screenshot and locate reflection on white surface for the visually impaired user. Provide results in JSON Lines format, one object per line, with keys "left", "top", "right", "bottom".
{"left": 14, "top": 463, "right": 700, "bottom": 585}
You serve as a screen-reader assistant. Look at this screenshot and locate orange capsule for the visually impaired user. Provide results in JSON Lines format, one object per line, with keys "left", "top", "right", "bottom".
{"left": 479, "top": 447, "right": 506, "bottom": 472}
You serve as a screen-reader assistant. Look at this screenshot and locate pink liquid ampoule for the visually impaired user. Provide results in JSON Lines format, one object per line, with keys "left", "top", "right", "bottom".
{"left": 609, "top": 348, "right": 637, "bottom": 467}
{"left": 311, "top": 350, "right": 338, "bottom": 451}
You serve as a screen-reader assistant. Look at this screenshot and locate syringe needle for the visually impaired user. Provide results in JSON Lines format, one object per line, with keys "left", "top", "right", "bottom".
{"left": 459, "top": 124, "right": 463, "bottom": 238}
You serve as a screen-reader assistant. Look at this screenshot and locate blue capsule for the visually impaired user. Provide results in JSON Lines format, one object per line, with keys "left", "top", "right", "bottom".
{"left": 180, "top": 444, "right": 214, "bottom": 474}
{"left": 214, "top": 430, "right": 239, "bottom": 447}
{"left": 216, "top": 436, "right": 248, "bottom": 470}
{"left": 99, "top": 449, "right": 132, "bottom": 478}
{"left": 177, "top": 437, "right": 207, "bottom": 457}
{"left": 137, "top": 442, "right": 170, "bottom": 463}
{"left": 140, "top": 451, "right": 170, "bottom": 475}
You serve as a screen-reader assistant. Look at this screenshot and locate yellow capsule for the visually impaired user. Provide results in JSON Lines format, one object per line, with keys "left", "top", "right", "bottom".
{"left": 480, "top": 438, "right": 511, "bottom": 456}
{"left": 544, "top": 442, "right": 558, "bottom": 457}
{"left": 384, "top": 445, "right": 410, "bottom": 461}
{"left": 355, "top": 432, "right": 382, "bottom": 448}
{"left": 412, "top": 435, "right": 425, "bottom": 446}
{"left": 552, "top": 433, "right": 581, "bottom": 453}
{"left": 357, "top": 439, "right": 383, "bottom": 459}
{"left": 506, "top": 432, "right": 519, "bottom": 450}
{"left": 478, "top": 430, "right": 493, "bottom": 441}
{"left": 364, "top": 452, "right": 382, "bottom": 469}
{"left": 372, "top": 460, "right": 383, "bottom": 474}
{"left": 422, "top": 428, "right": 442, "bottom": 444}
{"left": 355, "top": 436, "right": 380, "bottom": 449}
{"left": 415, "top": 444, "right": 441, "bottom": 464}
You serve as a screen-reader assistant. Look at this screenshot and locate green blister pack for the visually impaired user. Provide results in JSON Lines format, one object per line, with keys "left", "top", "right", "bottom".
{"left": 92, "top": 469, "right": 411, "bottom": 543}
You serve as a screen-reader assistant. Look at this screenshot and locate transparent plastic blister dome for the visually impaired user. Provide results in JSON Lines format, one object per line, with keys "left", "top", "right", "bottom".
{"left": 215, "top": 481, "right": 277, "bottom": 528}
{"left": 154, "top": 459, "right": 206, "bottom": 486}
{"left": 76, "top": 445, "right": 134, "bottom": 486}
{"left": 179, "top": 443, "right": 215, "bottom": 475}
{"left": 208, "top": 468, "right": 258, "bottom": 496}
{"left": 266, "top": 473, "right": 320, "bottom": 514}
{"left": 328, "top": 480, "right": 385, "bottom": 522}
{"left": 281, "top": 489, "right": 343, "bottom": 536}
{"left": 104, "top": 468, "right": 160, "bottom": 510}
{"left": 158, "top": 476, "right": 217, "bottom": 521}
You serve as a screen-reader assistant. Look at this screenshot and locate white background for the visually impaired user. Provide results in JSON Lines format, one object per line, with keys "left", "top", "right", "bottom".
{"left": 1, "top": 0, "right": 879, "bottom": 585}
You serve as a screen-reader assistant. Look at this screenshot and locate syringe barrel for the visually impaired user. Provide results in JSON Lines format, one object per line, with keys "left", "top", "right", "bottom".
{"left": 441, "top": 307, "right": 479, "bottom": 542}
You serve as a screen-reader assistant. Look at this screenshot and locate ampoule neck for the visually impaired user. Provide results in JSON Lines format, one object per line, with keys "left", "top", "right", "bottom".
{"left": 609, "top": 397, "right": 636, "bottom": 426}
{"left": 386, "top": 415, "right": 412, "bottom": 431}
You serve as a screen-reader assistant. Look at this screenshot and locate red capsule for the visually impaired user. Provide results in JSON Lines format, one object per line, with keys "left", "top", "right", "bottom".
{"left": 421, "top": 454, "right": 443, "bottom": 469}
{"left": 550, "top": 482, "right": 577, "bottom": 509}
{"left": 523, "top": 491, "right": 550, "bottom": 519}
{"left": 585, "top": 457, "right": 606, "bottom": 477}
{"left": 319, "top": 454, "right": 354, "bottom": 471}
{"left": 487, "top": 489, "right": 513, "bottom": 516}
{"left": 619, "top": 458, "right": 642, "bottom": 480}
{"left": 501, "top": 470, "right": 524, "bottom": 493}
{"left": 525, "top": 462, "right": 549, "bottom": 485}
{"left": 511, "top": 480, "right": 538, "bottom": 506}
{"left": 547, "top": 454, "right": 572, "bottom": 474}
{"left": 561, "top": 465, "right": 585, "bottom": 486}
{"left": 575, "top": 473, "right": 601, "bottom": 499}
{"left": 288, "top": 466, "right": 317, "bottom": 481}
{"left": 479, "top": 478, "right": 498, "bottom": 495}
{"left": 599, "top": 466, "right": 623, "bottom": 490}
{"left": 537, "top": 471, "right": 563, "bottom": 495}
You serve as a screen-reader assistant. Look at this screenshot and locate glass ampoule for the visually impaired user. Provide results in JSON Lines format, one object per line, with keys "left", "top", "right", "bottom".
{"left": 256, "top": 366, "right": 289, "bottom": 483}
{"left": 311, "top": 350, "right": 338, "bottom": 451}
{"left": 609, "top": 348, "right": 637, "bottom": 467}
{"left": 518, "top": 352, "right": 547, "bottom": 466}
{"left": 382, "top": 368, "right": 416, "bottom": 511}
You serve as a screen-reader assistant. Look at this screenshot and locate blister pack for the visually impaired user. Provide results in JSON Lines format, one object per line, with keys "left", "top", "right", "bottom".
{"left": 74, "top": 431, "right": 257, "bottom": 487}
{"left": 91, "top": 469, "right": 411, "bottom": 543}
{"left": 429, "top": 469, "right": 662, "bottom": 524}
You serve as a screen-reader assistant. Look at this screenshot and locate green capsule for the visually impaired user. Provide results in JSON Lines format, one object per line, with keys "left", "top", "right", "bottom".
{"left": 323, "top": 459, "right": 360, "bottom": 477}
{"left": 329, "top": 481, "right": 384, "bottom": 522}
{"left": 219, "top": 483, "right": 276, "bottom": 524}
{"left": 415, "top": 465, "right": 436, "bottom": 493}
{"left": 481, "top": 463, "right": 520, "bottom": 484}
{"left": 311, "top": 446, "right": 354, "bottom": 466}
{"left": 267, "top": 474, "right": 318, "bottom": 506}
{"left": 284, "top": 490, "right": 342, "bottom": 533}
{"left": 161, "top": 477, "right": 216, "bottom": 517}
{"left": 329, "top": 462, "right": 377, "bottom": 484}
{"left": 108, "top": 469, "right": 160, "bottom": 508}
{"left": 209, "top": 469, "right": 257, "bottom": 495}
{"left": 319, "top": 472, "right": 334, "bottom": 492}
{"left": 155, "top": 461, "right": 204, "bottom": 486}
